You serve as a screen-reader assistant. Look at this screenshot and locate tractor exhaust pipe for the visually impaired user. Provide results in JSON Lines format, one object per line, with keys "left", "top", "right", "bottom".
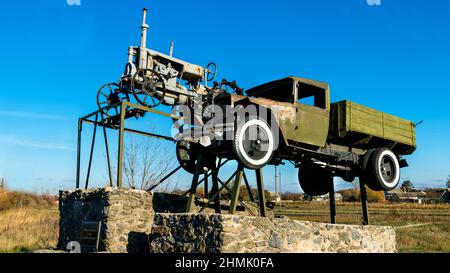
{"left": 139, "top": 8, "right": 149, "bottom": 69}
{"left": 140, "top": 8, "right": 149, "bottom": 48}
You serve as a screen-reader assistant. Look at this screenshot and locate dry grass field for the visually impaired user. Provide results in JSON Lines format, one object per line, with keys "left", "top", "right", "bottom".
{"left": 0, "top": 207, "right": 59, "bottom": 252}
{"left": 0, "top": 188, "right": 59, "bottom": 252}
{"left": 275, "top": 201, "right": 450, "bottom": 253}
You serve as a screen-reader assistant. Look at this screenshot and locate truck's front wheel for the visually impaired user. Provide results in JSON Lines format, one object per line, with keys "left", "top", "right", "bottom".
{"left": 361, "top": 148, "right": 400, "bottom": 191}
{"left": 233, "top": 116, "right": 276, "bottom": 169}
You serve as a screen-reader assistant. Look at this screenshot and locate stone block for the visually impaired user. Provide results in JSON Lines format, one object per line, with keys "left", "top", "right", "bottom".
{"left": 149, "top": 214, "right": 397, "bottom": 253}
{"left": 58, "top": 187, "right": 153, "bottom": 253}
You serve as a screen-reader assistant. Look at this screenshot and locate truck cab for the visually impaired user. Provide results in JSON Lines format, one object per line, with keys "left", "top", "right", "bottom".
{"left": 244, "top": 76, "right": 331, "bottom": 149}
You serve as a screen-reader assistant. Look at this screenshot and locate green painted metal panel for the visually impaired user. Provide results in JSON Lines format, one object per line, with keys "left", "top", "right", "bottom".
{"left": 330, "top": 100, "right": 416, "bottom": 153}
{"left": 293, "top": 103, "right": 329, "bottom": 147}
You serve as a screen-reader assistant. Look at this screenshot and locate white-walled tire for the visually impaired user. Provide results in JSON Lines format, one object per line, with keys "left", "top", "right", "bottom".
{"left": 364, "top": 148, "right": 401, "bottom": 191}
{"left": 233, "top": 116, "right": 275, "bottom": 169}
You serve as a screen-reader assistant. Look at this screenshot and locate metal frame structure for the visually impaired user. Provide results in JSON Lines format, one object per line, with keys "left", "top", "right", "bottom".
{"left": 75, "top": 101, "right": 370, "bottom": 223}
{"left": 182, "top": 158, "right": 268, "bottom": 216}
{"left": 76, "top": 101, "right": 179, "bottom": 189}
{"left": 75, "top": 101, "right": 269, "bottom": 216}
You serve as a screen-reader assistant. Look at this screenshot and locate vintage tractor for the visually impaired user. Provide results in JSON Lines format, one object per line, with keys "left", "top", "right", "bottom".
{"left": 96, "top": 8, "right": 218, "bottom": 117}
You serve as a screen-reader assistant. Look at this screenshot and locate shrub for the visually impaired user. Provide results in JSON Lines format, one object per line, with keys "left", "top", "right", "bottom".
{"left": 0, "top": 189, "right": 56, "bottom": 211}
{"left": 339, "top": 189, "right": 359, "bottom": 202}
{"left": 366, "top": 188, "right": 386, "bottom": 203}
{"left": 0, "top": 188, "right": 9, "bottom": 210}
{"left": 339, "top": 187, "right": 385, "bottom": 203}
{"left": 281, "top": 192, "right": 304, "bottom": 201}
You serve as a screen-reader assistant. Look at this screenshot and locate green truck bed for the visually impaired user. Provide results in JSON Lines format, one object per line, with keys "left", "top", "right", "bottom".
{"left": 330, "top": 100, "right": 416, "bottom": 155}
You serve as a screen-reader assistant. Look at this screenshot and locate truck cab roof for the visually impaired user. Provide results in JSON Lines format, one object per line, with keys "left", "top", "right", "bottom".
{"left": 245, "top": 76, "right": 330, "bottom": 108}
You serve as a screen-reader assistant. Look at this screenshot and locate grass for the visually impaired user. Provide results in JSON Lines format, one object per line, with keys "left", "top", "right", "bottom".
{"left": 275, "top": 201, "right": 450, "bottom": 253}
{"left": 0, "top": 188, "right": 59, "bottom": 252}
{"left": 0, "top": 207, "right": 59, "bottom": 252}
{"left": 396, "top": 224, "right": 450, "bottom": 253}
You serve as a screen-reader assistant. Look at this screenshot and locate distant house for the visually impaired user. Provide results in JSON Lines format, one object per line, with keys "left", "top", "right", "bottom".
{"left": 386, "top": 188, "right": 426, "bottom": 204}
{"left": 440, "top": 188, "right": 450, "bottom": 203}
{"left": 320, "top": 192, "right": 343, "bottom": 202}
{"left": 422, "top": 188, "right": 450, "bottom": 203}
{"left": 269, "top": 191, "right": 281, "bottom": 202}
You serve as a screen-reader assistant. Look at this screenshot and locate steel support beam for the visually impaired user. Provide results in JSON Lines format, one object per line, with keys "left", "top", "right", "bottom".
{"left": 229, "top": 165, "right": 244, "bottom": 214}
{"left": 360, "top": 181, "right": 370, "bottom": 225}
{"left": 123, "top": 127, "right": 174, "bottom": 142}
{"left": 199, "top": 164, "right": 235, "bottom": 213}
{"left": 255, "top": 168, "right": 267, "bottom": 217}
{"left": 204, "top": 173, "right": 209, "bottom": 198}
{"left": 186, "top": 153, "right": 203, "bottom": 213}
{"left": 329, "top": 180, "right": 336, "bottom": 224}
{"left": 243, "top": 171, "right": 255, "bottom": 202}
{"left": 101, "top": 113, "right": 113, "bottom": 187}
{"left": 76, "top": 118, "right": 82, "bottom": 189}
{"left": 211, "top": 162, "right": 221, "bottom": 213}
{"left": 85, "top": 114, "right": 98, "bottom": 190}
{"left": 182, "top": 159, "right": 229, "bottom": 196}
{"left": 116, "top": 104, "right": 126, "bottom": 188}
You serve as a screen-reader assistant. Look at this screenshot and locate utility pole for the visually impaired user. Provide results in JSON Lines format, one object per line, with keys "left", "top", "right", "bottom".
{"left": 274, "top": 166, "right": 282, "bottom": 202}
{"left": 274, "top": 166, "right": 278, "bottom": 200}
{"left": 278, "top": 168, "right": 281, "bottom": 201}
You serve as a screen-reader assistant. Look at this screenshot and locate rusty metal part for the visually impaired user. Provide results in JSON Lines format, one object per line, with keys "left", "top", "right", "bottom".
{"left": 176, "top": 140, "right": 215, "bottom": 174}
{"left": 96, "top": 83, "right": 130, "bottom": 117}
{"left": 131, "top": 69, "right": 166, "bottom": 108}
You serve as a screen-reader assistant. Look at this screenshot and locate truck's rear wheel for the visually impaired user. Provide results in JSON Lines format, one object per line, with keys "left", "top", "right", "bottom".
{"left": 361, "top": 148, "right": 400, "bottom": 191}
{"left": 233, "top": 116, "right": 275, "bottom": 169}
{"left": 298, "top": 164, "right": 332, "bottom": 196}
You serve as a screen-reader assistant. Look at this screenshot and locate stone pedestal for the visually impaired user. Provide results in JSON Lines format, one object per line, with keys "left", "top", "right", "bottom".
{"left": 58, "top": 189, "right": 396, "bottom": 253}
{"left": 149, "top": 214, "right": 397, "bottom": 253}
{"left": 58, "top": 187, "right": 153, "bottom": 253}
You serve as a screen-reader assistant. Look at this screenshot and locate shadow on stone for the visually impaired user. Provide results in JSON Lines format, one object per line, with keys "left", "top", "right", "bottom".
{"left": 127, "top": 232, "right": 150, "bottom": 253}
{"left": 152, "top": 193, "right": 188, "bottom": 213}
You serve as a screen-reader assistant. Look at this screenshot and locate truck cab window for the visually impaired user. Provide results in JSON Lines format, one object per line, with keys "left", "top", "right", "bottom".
{"left": 297, "top": 82, "right": 326, "bottom": 109}
{"left": 245, "top": 78, "right": 295, "bottom": 103}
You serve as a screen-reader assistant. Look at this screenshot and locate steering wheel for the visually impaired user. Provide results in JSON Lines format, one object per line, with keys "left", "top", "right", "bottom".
{"left": 206, "top": 62, "right": 217, "bottom": 82}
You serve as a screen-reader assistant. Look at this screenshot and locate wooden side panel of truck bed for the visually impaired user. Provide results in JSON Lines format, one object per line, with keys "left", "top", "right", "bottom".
{"left": 330, "top": 100, "right": 416, "bottom": 155}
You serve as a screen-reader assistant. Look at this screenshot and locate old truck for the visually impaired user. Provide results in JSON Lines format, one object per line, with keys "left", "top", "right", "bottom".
{"left": 191, "top": 76, "right": 417, "bottom": 195}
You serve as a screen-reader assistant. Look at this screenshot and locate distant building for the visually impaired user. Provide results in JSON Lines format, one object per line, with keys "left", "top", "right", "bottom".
{"left": 320, "top": 192, "right": 343, "bottom": 201}
{"left": 386, "top": 188, "right": 426, "bottom": 204}
{"left": 421, "top": 188, "right": 450, "bottom": 203}
{"left": 269, "top": 191, "right": 281, "bottom": 202}
{"left": 440, "top": 188, "right": 450, "bottom": 203}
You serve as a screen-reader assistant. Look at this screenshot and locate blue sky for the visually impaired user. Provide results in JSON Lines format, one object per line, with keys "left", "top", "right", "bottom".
{"left": 0, "top": 0, "right": 449, "bottom": 193}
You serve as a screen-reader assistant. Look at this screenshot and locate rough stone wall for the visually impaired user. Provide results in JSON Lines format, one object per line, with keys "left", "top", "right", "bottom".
{"left": 149, "top": 214, "right": 397, "bottom": 253}
{"left": 58, "top": 189, "right": 396, "bottom": 253}
{"left": 58, "top": 187, "right": 153, "bottom": 253}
